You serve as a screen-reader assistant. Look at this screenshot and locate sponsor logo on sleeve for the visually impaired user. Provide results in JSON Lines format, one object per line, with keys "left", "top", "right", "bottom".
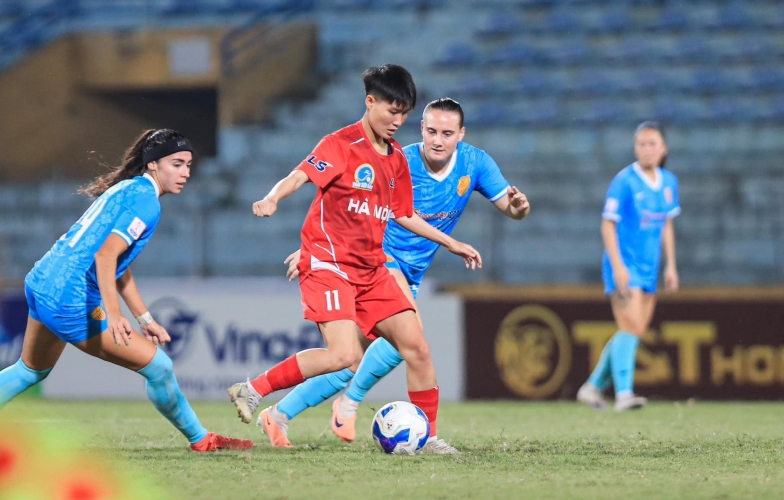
{"left": 604, "top": 198, "right": 619, "bottom": 213}
{"left": 306, "top": 155, "right": 333, "bottom": 172}
{"left": 127, "top": 217, "right": 147, "bottom": 240}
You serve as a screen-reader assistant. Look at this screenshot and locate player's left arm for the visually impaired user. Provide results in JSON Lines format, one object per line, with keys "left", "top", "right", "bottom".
{"left": 662, "top": 176, "right": 680, "bottom": 292}
{"left": 493, "top": 186, "right": 530, "bottom": 220}
{"left": 393, "top": 213, "right": 482, "bottom": 270}
{"left": 117, "top": 268, "right": 170, "bottom": 345}
{"left": 662, "top": 219, "right": 678, "bottom": 292}
{"left": 475, "top": 151, "right": 530, "bottom": 220}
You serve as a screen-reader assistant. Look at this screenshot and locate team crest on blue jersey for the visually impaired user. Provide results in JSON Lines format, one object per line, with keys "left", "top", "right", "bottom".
{"left": 352, "top": 164, "right": 375, "bottom": 191}
{"left": 457, "top": 175, "right": 471, "bottom": 196}
{"left": 664, "top": 187, "right": 673, "bottom": 203}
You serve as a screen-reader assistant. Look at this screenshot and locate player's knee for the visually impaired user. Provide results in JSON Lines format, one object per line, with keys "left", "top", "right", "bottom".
{"left": 330, "top": 347, "right": 362, "bottom": 372}
{"left": 404, "top": 337, "right": 431, "bottom": 367}
{"left": 139, "top": 348, "right": 174, "bottom": 381}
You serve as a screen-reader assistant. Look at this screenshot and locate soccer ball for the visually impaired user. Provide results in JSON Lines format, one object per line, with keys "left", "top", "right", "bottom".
{"left": 371, "top": 401, "right": 430, "bottom": 455}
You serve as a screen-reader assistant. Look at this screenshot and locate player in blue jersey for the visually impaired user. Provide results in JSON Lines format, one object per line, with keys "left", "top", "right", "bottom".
{"left": 0, "top": 129, "right": 252, "bottom": 452}
{"left": 577, "top": 121, "right": 680, "bottom": 412}
{"left": 257, "top": 98, "right": 530, "bottom": 452}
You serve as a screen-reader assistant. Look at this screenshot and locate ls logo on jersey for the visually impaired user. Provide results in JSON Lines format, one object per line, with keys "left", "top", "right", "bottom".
{"left": 352, "top": 164, "right": 375, "bottom": 191}
{"left": 127, "top": 217, "right": 147, "bottom": 241}
{"left": 457, "top": 175, "right": 471, "bottom": 196}
{"left": 306, "top": 155, "right": 333, "bottom": 172}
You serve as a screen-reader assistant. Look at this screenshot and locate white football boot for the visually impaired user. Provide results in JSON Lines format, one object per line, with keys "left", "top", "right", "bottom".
{"left": 576, "top": 382, "right": 607, "bottom": 410}
{"left": 227, "top": 379, "right": 261, "bottom": 423}
{"left": 421, "top": 438, "right": 460, "bottom": 455}
{"left": 614, "top": 392, "right": 648, "bottom": 412}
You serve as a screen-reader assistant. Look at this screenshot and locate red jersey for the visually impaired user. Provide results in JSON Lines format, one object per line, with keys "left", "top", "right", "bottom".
{"left": 295, "top": 121, "right": 414, "bottom": 284}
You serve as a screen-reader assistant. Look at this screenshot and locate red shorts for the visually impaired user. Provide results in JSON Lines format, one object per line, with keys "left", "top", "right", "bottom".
{"left": 299, "top": 268, "right": 414, "bottom": 340}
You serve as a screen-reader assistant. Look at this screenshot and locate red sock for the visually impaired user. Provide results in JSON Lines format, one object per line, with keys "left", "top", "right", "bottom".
{"left": 408, "top": 386, "right": 439, "bottom": 438}
{"left": 250, "top": 355, "right": 304, "bottom": 397}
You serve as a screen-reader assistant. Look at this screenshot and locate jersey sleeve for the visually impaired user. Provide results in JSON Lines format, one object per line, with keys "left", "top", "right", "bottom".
{"left": 474, "top": 151, "right": 511, "bottom": 203}
{"left": 602, "top": 174, "right": 629, "bottom": 222}
{"left": 109, "top": 191, "right": 160, "bottom": 246}
{"left": 390, "top": 153, "right": 414, "bottom": 219}
{"left": 295, "top": 136, "right": 347, "bottom": 188}
{"left": 666, "top": 175, "right": 681, "bottom": 219}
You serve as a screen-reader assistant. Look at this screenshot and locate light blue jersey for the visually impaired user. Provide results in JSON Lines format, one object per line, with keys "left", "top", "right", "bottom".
{"left": 24, "top": 174, "right": 161, "bottom": 342}
{"left": 601, "top": 162, "right": 680, "bottom": 294}
{"left": 383, "top": 142, "right": 510, "bottom": 297}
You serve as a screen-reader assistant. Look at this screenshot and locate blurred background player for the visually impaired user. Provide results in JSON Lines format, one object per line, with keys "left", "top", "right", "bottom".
{"left": 0, "top": 129, "right": 252, "bottom": 452}
{"left": 577, "top": 121, "right": 680, "bottom": 412}
{"left": 227, "top": 66, "right": 481, "bottom": 454}
{"left": 261, "top": 97, "right": 531, "bottom": 450}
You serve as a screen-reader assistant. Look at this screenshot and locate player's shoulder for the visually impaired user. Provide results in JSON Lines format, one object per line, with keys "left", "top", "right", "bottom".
{"left": 329, "top": 122, "right": 365, "bottom": 147}
{"left": 126, "top": 176, "right": 161, "bottom": 213}
{"left": 614, "top": 164, "right": 636, "bottom": 182}
{"left": 661, "top": 167, "right": 678, "bottom": 185}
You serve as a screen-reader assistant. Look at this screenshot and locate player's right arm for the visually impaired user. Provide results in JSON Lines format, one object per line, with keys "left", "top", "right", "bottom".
{"left": 95, "top": 234, "right": 135, "bottom": 346}
{"left": 602, "top": 174, "right": 630, "bottom": 296}
{"left": 252, "top": 170, "right": 310, "bottom": 218}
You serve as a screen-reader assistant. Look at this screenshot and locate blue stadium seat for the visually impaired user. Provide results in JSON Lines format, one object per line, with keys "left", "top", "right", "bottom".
{"left": 575, "top": 101, "right": 626, "bottom": 126}
{"left": 682, "top": 70, "right": 732, "bottom": 93}
{"left": 511, "top": 73, "right": 561, "bottom": 95}
{"left": 704, "top": 98, "right": 746, "bottom": 122}
{"left": 592, "top": 8, "right": 631, "bottom": 34}
{"left": 754, "top": 99, "right": 784, "bottom": 122}
{"left": 476, "top": 11, "right": 523, "bottom": 38}
{"left": 563, "top": 70, "right": 619, "bottom": 95}
{"left": 547, "top": 40, "right": 590, "bottom": 66}
{"left": 648, "top": 7, "right": 689, "bottom": 31}
{"left": 488, "top": 42, "right": 540, "bottom": 66}
{"left": 717, "top": 37, "right": 772, "bottom": 62}
{"left": 760, "top": 5, "right": 784, "bottom": 30}
{"left": 748, "top": 68, "right": 784, "bottom": 92}
{"left": 669, "top": 37, "right": 712, "bottom": 63}
{"left": 705, "top": 4, "right": 752, "bottom": 31}
{"left": 433, "top": 42, "right": 481, "bottom": 67}
{"left": 517, "top": 100, "right": 562, "bottom": 127}
{"left": 632, "top": 70, "right": 676, "bottom": 93}
{"left": 466, "top": 103, "right": 508, "bottom": 127}
{"left": 539, "top": 9, "right": 581, "bottom": 34}
{"left": 603, "top": 39, "right": 651, "bottom": 65}
{"left": 453, "top": 74, "right": 495, "bottom": 97}
{"left": 0, "top": 1, "right": 23, "bottom": 18}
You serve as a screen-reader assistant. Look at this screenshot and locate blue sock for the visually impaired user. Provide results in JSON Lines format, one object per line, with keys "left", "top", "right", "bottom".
{"left": 0, "top": 359, "right": 52, "bottom": 408}
{"left": 277, "top": 368, "right": 354, "bottom": 421}
{"left": 610, "top": 332, "right": 640, "bottom": 395}
{"left": 345, "top": 338, "right": 403, "bottom": 403}
{"left": 138, "top": 348, "right": 208, "bottom": 444}
{"left": 587, "top": 335, "right": 614, "bottom": 391}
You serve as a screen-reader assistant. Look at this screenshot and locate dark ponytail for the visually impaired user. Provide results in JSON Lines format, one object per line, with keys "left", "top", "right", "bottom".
{"left": 79, "top": 128, "right": 187, "bottom": 198}
{"left": 634, "top": 120, "right": 668, "bottom": 169}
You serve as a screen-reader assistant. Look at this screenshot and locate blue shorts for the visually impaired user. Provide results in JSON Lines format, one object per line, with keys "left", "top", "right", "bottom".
{"left": 25, "top": 286, "right": 108, "bottom": 344}
{"left": 384, "top": 255, "right": 423, "bottom": 300}
{"left": 602, "top": 262, "right": 657, "bottom": 296}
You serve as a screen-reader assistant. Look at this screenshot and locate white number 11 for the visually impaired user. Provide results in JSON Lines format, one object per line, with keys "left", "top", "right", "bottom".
{"left": 325, "top": 290, "right": 340, "bottom": 311}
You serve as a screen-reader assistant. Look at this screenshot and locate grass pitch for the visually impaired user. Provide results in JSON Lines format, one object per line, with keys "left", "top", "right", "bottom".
{"left": 3, "top": 399, "right": 783, "bottom": 499}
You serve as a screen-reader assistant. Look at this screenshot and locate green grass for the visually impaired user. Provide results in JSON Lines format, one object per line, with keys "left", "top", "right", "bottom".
{"left": 3, "top": 400, "right": 783, "bottom": 499}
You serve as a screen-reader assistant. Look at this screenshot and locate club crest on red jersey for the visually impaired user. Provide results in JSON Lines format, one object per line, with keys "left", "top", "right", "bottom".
{"left": 352, "top": 164, "right": 375, "bottom": 191}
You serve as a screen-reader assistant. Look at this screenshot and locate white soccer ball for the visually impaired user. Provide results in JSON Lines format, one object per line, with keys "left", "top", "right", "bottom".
{"left": 371, "top": 401, "right": 430, "bottom": 455}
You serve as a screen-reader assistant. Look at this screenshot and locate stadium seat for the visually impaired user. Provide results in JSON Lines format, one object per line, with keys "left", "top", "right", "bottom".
{"left": 452, "top": 74, "right": 495, "bottom": 96}
{"left": 748, "top": 68, "right": 784, "bottom": 92}
{"left": 511, "top": 73, "right": 561, "bottom": 95}
{"left": 488, "top": 41, "right": 540, "bottom": 66}
{"left": 592, "top": 8, "right": 631, "bottom": 34}
{"left": 683, "top": 70, "right": 732, "bottom": 93}
{"left": 466, "top": 102, "right": 508, "bottom": 127}
{"left": 518, "top": 100, "right": 562, "bottom": 127}
{"left": 704, "top": 98, "right": 746, "bottom": 122}
{"left": 563, "top": 70, "right": 619, "bottom": 95}
{"left": 647, "top": 7, "right": 690, "bottom": 31}
{"left": 547, "top": 40, "right": 590, "bottom": 66}
{"left": 705, "top": 4, "right": 752, "bottom": 31}
{"left": 433, "top": 42, "right": 481, "bottom": 67}
{"left": 539, "top": 9, "right": 581, "bottom": 34}
{"left": 668, "top": 36, "right": 712, "bottom": 63}
{"left": 476, "top": 11, "right": 523, "bottom": 38}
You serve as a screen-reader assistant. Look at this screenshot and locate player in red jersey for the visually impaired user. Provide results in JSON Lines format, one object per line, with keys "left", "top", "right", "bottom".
{"left": 227, "top": 65, "right": 479, "bottom": 454}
